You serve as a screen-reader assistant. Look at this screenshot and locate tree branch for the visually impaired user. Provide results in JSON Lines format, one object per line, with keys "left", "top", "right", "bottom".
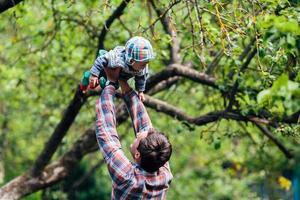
{"left": 143, "top": 95, "right": 290, "bottom": 127}
{"left": 0, "top": 0, "right": 23, "bottom": 13}
{"left": 283, "top": 110, "right": 300, "bottom": 124}
{"left": 144, "top": 96, "right": 295, "bottom": 160}
{"left": 227, "top": 37, "right": 256, "bottom": 80}
{"left": 30, "top": 87, "right": 87, "bottom": 177}
{"left": 147, "top": 76, "right": 180, "bottom": 95}
{"left": 60, "top": 16, "right": 98, "bottom": 39}
{"left": 96, "top": 0, "right": 131, "bottom": 56}
{"left": 146, "top": 63, "right": 217, "bottom": 91}
{"left": 143, "top": 0, "right": 181, "bottom": 34}
{"left": 255, "top": 123, "right": 293, "bottom": 159}
{"left": 0, "top": 129, "right": 97, "bottom": 200}
{"left": 226, "top": 46, "right": 257, "bottom": 110}
{"left": 67, "top": 159, "right": 105, "bottom": 193}
{"left": 149, "top": 0, "right": 181, "bottom": 63}
{"left": 205, "top": 50, "right": 223, "bottom": 74}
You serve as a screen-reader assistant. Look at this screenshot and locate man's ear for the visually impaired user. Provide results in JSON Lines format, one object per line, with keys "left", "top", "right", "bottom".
{"left": 134, "top": 151, "right": 140, "bottom": 160}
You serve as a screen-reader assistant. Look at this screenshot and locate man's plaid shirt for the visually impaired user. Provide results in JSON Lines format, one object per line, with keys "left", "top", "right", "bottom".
{"left": 95, "top": 86, "right": 173, "bottom": 200}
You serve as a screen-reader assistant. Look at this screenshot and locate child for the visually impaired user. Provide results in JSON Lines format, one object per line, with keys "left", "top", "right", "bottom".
{"left": 89, "top": 36, "right": 155, "bottom": 101}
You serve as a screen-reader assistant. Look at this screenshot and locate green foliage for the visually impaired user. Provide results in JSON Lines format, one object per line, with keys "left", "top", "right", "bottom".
{"left": 257, "top": 74, "right": 300, "bottom": 116}
{"left": 257, "top": 14, "right": 300, "bottom": 35}
{"left": 0, "top": 0, "right": 299, "bottom": 199}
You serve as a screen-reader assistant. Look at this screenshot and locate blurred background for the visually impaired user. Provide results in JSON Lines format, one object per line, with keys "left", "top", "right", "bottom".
{"left": 0, "top": 0, "right": 299, "bottom": 199}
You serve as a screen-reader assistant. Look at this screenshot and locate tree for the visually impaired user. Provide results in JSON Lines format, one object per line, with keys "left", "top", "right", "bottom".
{"left": 0, "top": 0, "right": 299, "bottom": 199}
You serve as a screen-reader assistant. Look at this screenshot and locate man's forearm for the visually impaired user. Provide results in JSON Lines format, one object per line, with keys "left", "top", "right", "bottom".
{"left": 123, "top": 90, "right": 152, "bottom": 136}
{"left": 95, "top": 86, "right": 121, "bottom": 161}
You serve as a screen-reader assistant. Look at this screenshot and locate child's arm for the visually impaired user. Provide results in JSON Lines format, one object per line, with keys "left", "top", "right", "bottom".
{"left": 134, "top": 74, "right": 147, "bottom": 92}
{"left": 134, "top": 73, "right": 147, "bottom": 102}
{"left": 88, "top": 54, "right": 109, "bottom": 88}
{"left": 90, "top": 55, "right": 108, "bottom": 77}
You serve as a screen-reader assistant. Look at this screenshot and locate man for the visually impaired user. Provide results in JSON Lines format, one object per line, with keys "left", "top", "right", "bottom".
{"left": 95, "top": 68, "right": 173, "bottom": 199}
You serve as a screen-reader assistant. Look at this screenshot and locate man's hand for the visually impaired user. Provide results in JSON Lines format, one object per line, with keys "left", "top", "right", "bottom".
{"left": 138, "top": 91, "right": 145, "bottom": 102}
{"left": 87, "top": 74, "right": 101, "bottom": 92}
{"left": 89, "top": 74, "right": 99, "bottom": 89}
{"left": 104, "top": 67, "right": 121, "bottom": 83}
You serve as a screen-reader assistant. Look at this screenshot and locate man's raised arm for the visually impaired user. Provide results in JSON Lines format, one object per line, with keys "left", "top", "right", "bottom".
{"left": 95, "top": 85, "right": 120, "bottom": 160}
{"left": 95, "top": 68, "right": 132, "bottom": 184}
{"left": 122, "top": 84, "right": 152, "bottom": 137}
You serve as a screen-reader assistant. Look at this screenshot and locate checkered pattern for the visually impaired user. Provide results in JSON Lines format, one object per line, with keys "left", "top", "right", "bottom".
{"left": 125, "top": 36, "right": 155, "bottom": 62}
{"left": 95, "top": 86, "right": 173, "bottom": 200}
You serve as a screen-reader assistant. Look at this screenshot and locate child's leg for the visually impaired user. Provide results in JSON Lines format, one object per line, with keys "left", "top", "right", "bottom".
{"left": 99, "top": 69, "right": 107, "bottom": 79}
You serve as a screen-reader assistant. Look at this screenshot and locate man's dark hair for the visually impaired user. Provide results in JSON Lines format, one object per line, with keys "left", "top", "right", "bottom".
{"left": 137, "top": 129, "right": 172, "bottom": 172}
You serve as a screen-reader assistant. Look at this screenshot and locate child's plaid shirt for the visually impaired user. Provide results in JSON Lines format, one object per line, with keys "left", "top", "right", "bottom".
{"left": 95, "top": 86, "right": 173, "bottom": 200}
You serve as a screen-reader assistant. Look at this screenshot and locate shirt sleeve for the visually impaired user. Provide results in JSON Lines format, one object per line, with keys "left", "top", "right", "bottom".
{"left": 134, "top": 74, "right": 147, "bottom": 92}
{"left": 95, "top": 86, "right": 132, "bottom": 184}
{"left": 134, "top": 66, "right": 148, "bottom": 92}
{"left": 161, "top": 161, "right": 172, "bottom": 175}
{"left": 90, "top": 55, "right": 108, "bottom": 77}
{"left": 123, "top": 90, "right": 152, "bottom": 137}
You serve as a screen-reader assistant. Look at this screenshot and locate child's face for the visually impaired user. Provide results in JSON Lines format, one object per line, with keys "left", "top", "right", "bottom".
{"left": 132, "top": 60, "right": 148, "bottom": 71}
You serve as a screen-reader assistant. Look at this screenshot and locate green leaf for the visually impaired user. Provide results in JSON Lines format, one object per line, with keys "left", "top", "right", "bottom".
{"left": 257, "top": 89, "right": 271, "bottom": 104}
{"left": 287, "top": 80, "right": 299, "bottom": 91}
{"left": 271, "top": 74, "right": 289, "bottom": 91}
{"left": 214, "top": 141, "right": 221, "bottom": 150}
{"left": 286, "top": 34, "right": 296, "bottom": 46}
{"left": 275, "top": 19, "right": 300, "bottom": 35}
